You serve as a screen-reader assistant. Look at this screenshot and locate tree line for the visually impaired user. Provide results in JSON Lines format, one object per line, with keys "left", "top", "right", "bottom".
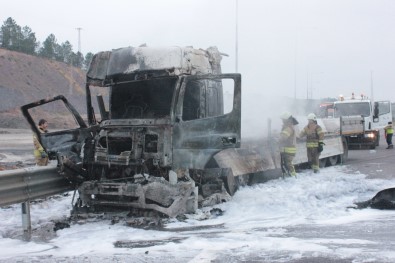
{"left": 0, "top": 17, "right": 94, "bottom": 69}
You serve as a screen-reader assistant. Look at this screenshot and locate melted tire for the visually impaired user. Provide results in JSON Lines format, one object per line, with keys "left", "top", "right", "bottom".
{"left": 220, "top": 168, "right": 237, "bottom": 196}
{"left": 319, "top": 158, "right": 327, "bottom": 168}
{"left": 328, "top": 155, "right": 338, "bottom": 166}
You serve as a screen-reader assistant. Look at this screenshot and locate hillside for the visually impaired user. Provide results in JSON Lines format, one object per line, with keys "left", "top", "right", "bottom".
{"left": 0, "top": 48, "right": 87, "bottom": 128}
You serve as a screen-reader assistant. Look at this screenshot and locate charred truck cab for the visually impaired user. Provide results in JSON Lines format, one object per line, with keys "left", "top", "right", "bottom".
{"left": 21, "top": 46, "right": 241, "bottom": 217}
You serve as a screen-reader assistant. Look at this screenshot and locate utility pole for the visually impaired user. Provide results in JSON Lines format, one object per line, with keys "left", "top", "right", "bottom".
{"left": 294, "top": 0, "right": 298, "bottom": 99}
{"left": 76, "top": 27, "right": 82, "bottom": 53}
{"left": 306, "top": 71, "right": 309, "bottom": 99}
{"left": 235, "top": 0, "right": 238, "bottom": 73}
{"left": 294, "top": 32, "right": 297, "bottom": 99}
{"left": 370, "top": 70, "right": 374, "bottom": 102}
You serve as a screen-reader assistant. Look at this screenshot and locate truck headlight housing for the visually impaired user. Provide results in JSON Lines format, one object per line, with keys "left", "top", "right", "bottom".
{"left": 365, "top": 133, "right": 375, "bottom": 138}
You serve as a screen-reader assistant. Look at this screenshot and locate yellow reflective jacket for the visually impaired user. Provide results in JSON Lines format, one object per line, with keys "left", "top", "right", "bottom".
{"left": 33, "top": 127, "right": 47, "bottom": 157}
{"left": 279, "top": 124, "right": 296, "bottom": 154}
{"left": 384, "top": 124, "right": 394, "bottom": 135}
{"left": 299, "top": 123, "right": 324, "bottom": 148}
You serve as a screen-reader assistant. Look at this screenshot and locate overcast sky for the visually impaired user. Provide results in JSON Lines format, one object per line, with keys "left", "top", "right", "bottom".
{"left": 2, "top": 0, "right": 395, "bottom": 104}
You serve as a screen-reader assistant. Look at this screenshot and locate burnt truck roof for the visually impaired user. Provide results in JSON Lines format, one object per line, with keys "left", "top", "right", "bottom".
{"left": 86, "top": 46, "right": 224, "bottom": 87}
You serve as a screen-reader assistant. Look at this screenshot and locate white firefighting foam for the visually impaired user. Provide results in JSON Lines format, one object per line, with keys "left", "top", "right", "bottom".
{"left": 1, "top": 165, "right": 395, "bottom": 262}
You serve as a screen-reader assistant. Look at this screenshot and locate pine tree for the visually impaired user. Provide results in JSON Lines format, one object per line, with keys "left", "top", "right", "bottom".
{"left": 84, "top": 52, "right": 94, "bottom": 69}
{"left": 1, "top": 17, "right": 23, "bottom": 51}
{"left": 61, "top": 41, "right": 73, "bottom": 64}
{"left": 1, "top": 17, "right": 94, "bottom": 69}
{"left": 71, "top": 51, "right": 84, "bottom": 67}
{"left": 21, "top": 26, "right": 37, "bottom": 55}
{"left": 39, "top": 34, "right": 57, "bottom": 59}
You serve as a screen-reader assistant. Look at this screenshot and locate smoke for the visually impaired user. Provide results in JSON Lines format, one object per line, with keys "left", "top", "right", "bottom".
{"left": 241, "top": 93, "right": 322, "bottom": 139}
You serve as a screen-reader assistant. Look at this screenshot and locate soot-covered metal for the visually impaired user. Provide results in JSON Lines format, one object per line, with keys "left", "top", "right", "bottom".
{"left": 22, "top": 46, "right": 244, "bottom": 217}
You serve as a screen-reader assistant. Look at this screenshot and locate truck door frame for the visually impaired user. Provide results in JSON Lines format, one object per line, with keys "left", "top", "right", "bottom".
{"left": 374, "top": 100, "right": 392, "bottom": 126}
{"left": 172, "top": 74, "right": 241, "bottom": 170}
{"left": 20, "top": 95, "right": 90, "bottom": 158}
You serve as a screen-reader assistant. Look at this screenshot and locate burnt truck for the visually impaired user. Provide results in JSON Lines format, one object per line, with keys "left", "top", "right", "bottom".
{"left": 21, "top": 46, "right": 243, "bottom": 217}
{"left": 20, "top": 46, "right": 347, "bottom": 218}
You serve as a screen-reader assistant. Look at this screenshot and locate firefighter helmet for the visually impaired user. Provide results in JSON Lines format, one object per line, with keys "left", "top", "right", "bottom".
{"left": 280, "top": 111, "right": 292, "bottom": 120}
{"left": 307, "top": 113, "right": 317, "bottom": 121}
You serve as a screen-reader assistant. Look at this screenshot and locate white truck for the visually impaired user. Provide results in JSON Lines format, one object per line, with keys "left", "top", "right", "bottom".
{"left": 333, "top": 95, "right": 392, "bottom": 149}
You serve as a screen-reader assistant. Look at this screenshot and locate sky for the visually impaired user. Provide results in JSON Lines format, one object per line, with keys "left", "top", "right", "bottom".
{"left": 2, "top": 0, "right": 395, "bottom": 119}
{"left": 1, "top": 164, "right": 395, "bottom": 262}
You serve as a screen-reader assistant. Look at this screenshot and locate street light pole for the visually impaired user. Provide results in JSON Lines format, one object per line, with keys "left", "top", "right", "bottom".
{"left": 235, "top": 0, "right": 239, "bottom": 73}
{"left": 370, "top": 70, "right": 374, "bottom": 102}
{"left": 76, "top": 27, "right": 82, "bottom": 54}
{"left": 294, "top": 35, "right": 297, "bottom": 99}
{"left": 309, "top": 72, "right": 324, "bottom": 99}
{"left": 294, "top": 23, "right": 298, "bottom": 99}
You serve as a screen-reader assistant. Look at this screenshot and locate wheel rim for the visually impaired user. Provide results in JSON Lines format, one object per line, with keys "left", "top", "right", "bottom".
{"left": 319, "top": 158, "right": 327, "bottom": 168}
{"left": 328, "top": 155, "right": 338, "bottom": 166}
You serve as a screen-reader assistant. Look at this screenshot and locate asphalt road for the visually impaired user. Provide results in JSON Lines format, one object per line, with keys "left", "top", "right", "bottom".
{"left": 346, "top": 133, "right": 395, "bottom": 180}
{"left": 1, "top": 129, "right": 395, "bottom": 262}
{"left": 283, "top": 133, "right": 395, "bottom": 263}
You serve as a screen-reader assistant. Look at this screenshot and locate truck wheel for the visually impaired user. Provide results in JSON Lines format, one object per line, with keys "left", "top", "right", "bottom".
{"left": 340, "top": 136, "right": 348, "bottom": 163}
{"left": 237, "top": 174, "right": 251, "bottom": 187}
{"left": 319, "top": 158, "right": 327, "bottom": 168}
{"left": 220, "top": 168, "right": 238, "bottom": 196}
{"left": 328, "top": 155, "right": 338, "bottom": 166}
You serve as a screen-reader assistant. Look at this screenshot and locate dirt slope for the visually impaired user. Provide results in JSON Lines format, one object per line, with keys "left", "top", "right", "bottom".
{"left": 0, "top": 48, "right": 87, "bottom": 128}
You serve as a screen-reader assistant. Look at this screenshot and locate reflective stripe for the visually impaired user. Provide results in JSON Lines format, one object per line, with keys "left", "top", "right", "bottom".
{"left": 306, "top": 142, "right": 319, "bottom": 148}
{"left": 34, "top": 148, "right": 45, "bottom": 157}
{"left": 34, "top": 149, "right": 41, "bottom": 157}
{"left": 282, "top": 147, "right": 297, "bottom": 154}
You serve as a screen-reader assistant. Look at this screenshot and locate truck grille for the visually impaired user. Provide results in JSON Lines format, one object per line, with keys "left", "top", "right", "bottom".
{"left": 145, "top": 134, "right": 158, "bottom": 153}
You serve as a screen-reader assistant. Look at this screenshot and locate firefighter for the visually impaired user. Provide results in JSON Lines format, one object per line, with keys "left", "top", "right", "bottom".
{"left": 279, "top": 112, "right": 298, "bottom": 177}
{"left": 33, "top": 119, "right": 49, "bottom": 166}
{"left": 299, "top": 113, "right": 324, "bottom": 173}
{"left": 384, "top": 121, "right": 393, "bottom": 149}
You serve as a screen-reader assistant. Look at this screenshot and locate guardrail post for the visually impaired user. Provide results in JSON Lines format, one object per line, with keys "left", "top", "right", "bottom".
{"left": 21, "top": 201, "right": 32, "bottom": 241}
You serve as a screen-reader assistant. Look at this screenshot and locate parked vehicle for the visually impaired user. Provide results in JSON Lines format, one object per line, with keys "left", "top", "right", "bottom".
{"left": 333, "top": 94, "right": 392, "bottom": 149}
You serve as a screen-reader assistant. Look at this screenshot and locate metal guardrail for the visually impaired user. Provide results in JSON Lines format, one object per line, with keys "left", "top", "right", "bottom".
{"left": 0, "top": 165, "right": 73, "bottom": 207}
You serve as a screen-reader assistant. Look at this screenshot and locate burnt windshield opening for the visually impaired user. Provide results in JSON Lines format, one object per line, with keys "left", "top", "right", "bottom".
{"left": 110, "top": 77, "right": 176, "bottom": 119}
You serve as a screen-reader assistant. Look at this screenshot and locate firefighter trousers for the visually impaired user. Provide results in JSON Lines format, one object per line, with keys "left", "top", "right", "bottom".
{"left": 307, "top": 147, "right": 320, "bottom": 172}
